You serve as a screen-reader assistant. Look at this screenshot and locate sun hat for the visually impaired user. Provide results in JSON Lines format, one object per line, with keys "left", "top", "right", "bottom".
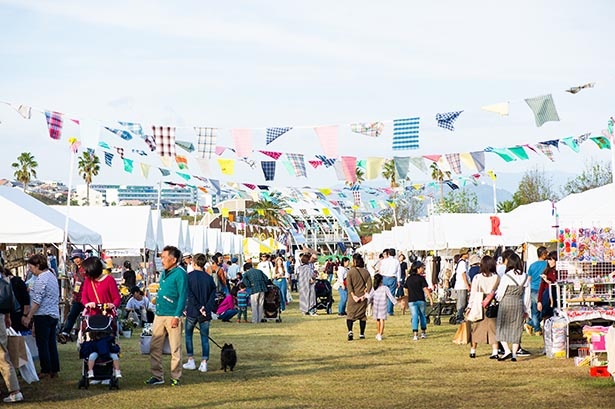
{"left": 70, "top": 249, "right": 86, "bottom": 260}
{"left": 469, "top": 254, "right": 481, "bottom": 266}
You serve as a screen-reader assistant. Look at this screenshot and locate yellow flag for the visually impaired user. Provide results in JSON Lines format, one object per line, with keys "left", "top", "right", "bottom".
{"left": 140, "top": 163, "right": 150, "bottom": 178}
{"left": 318, "top": 188, "right": 332, "bottom": 196}
{"left": 221, "top": 207, "right": 229, "bottom": 218}
{"left": 257, "top": 209, "right": 265, "bottom": 216}
{"left": 352, "top": 205, "right": 359, "bottom": 210}
{"left": 322, "top": 208, "right": 331, "bottom": 216}
{"left": 366, "top": 157, "right": 385, "bottom": 180}
{"left": 487, "top": 170, "right": 497, "bottom": 181}
{"left": 217, "top": 158, "right": 235, "bottom": 175}
{"left": 285, "top": 208, "right": 293, "bottom": 214}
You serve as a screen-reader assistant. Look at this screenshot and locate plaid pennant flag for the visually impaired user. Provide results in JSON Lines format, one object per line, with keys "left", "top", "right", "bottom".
{"left": 259, "top": 150, "right": 282, "bottom": 160}
{"left": 308, "top": 160, "right": 323, "bottom": 169}
{"left": 195, "top": 127, "right": 217, "bottom": 158}
{"left": 435, "top": 111, "right": 463, "bottom": 131}
{"left": 12, "top": 104, "right": 32, "bottom": 119}
{"left": 45, "top": 111, "right": 63, "bottom": 140}
{"left": 105, "top": 127, "right": 133, "bottom": 141}
{"left": 350, "top": 122, "right": 384, "bottom": 137}
{"left": 525, "top": 94, "right": 560, "bottom": 127}
{"left": 315, "top": 155, "right": 336, "bottom": 167}
{"left": 266, "top": 127, "right": 292, "bottom": 145}
{"left": 144, "top": 135, "right": 156, "bottom": 152}
{"left": 444, "top": 153, "right": 462, "bottom": 174}
{"left": 176, "top": 155, "right": 189, "bottom": 170}
{"left": 123, "top": 158, "right": 134, "bottom": 173}
{"left": 153, "top": 126, "right": 176, "bottom": 157}
{"left": 118, "top": 121, "right": 143, "bottom": 138}
{"left": 115, "top": 147, "right": 125, "bottom": 159}
{"left": 159, "top": 168, "right": 171, "bottom": 176}
{"left": 286, "top": 153, "right": 307, "bottom": 177}
{"left": 104, "top": 152, "right": 114, "bottom": 167}
{"left": 392, "top": 117, "right": 419, "bottom": 150}
{"left": 536, "top": 143, "right": 555, "bottom": 161}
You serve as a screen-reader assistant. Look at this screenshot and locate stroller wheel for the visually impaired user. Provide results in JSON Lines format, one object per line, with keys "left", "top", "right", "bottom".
{"left": 449, "top": 315, "right": 457, "bottom": 324}
{"left": 78, "top": 377, "right": 86, "bottom": 389}
{"left": 434, "top": 317, "right": 441, "bottom": 326}
{"left": 110, "top": 377, "right": 119, "bottom": 390}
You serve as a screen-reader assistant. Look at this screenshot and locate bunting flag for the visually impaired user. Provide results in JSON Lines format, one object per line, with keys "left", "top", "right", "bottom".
{"left": 565, "top": 82, "right": 595, "bottom": 94}
{"left": 45, "top": 111, "right": 63, "bottom": 140}
{"left": 104, "top": 152, "right": 114, "bottom": 167}
{"left": 104, "top": 127, "right": 133, "bottom": 141}
{"left": 123, "top": 158, "right": 134, "bottom": 173}
{"left": 392, "top": 117, "right": 420, "bottom": 150}
{"left": 315, "top": 155, "right": 336, "bottom": 167}
{"left": 590, "top": 136, "right": 611, "bottom": 149}
{"left": 341, "top": 156, "right": 357, "bottom": 184}
{"left": 266, "top": 127, "right": 292, "bottom": 145}
{"left": 217, "top": 158, "right": 235, "bottom": 175}
{"left": 333, "top": 161, "right": 346, "bottom": 180}
{"left": 12, "top": 104, "right": 32, "bottom": 119}
{"left": 322, "top": 208, "right": 331, "bottom": 216}
{"left": 487, "top": 147, "right": 516, "bottom": 162}
{"left": 176, "top": 141, "right": 195, "bottom": 153}
{"left": 366, "top": 157, "right": 385, "bottom": 180}
{"left": 261, "top": 161, "right": 276, "bottom": 181}
{"left": 87, "top": 147, "right": 95, "bottom": 156}
{"left": 318, "top": 188, "right": 332, "bottom": 196}
{"left": 350, "top": 122, "right": 384, "bottom": 137}
{"left": 352, "top": 190, "right": 361, "bottom": 205}
{"left": 197, "top": 186, "right": 208, "bottom": 194}
{"left": 481, "top": 102, "right": 509, "bottom": 116}
{"left": 177, "top": 172, "right": 191, "bottom": 181}
{"left": 508, "top": 146, "right": 529, "bottom": 160}
{"left": 536, "top": 143, "right": 555, "bottom": 161}
{"left": 159, "top": 168, "right": 171, "bottom": 176}
{"left": 195, "top": 127, "right": 217, "bottom": 158}
{"left": 215, "top": 146, "right": 227, "bottom": 156}
{"left": 525, "top": 94, "right": 560, "bottom": 127}
{"left": 560, "top": 137, "right": 580, "bottom": 152}
{"left": 576, "top": 132, "right": 591, "bottom": 146}
{"left": 176, "top": 155, "right": 188, "bottom": 170}
{"left": 435, "top": 111, "right": 463, "bottom": 131}
{"left": 314, "top": 125, "right": 339, "bottom": 158}
{"left": 153, "top": 126, "right": 176, "bottom": 157}
{"left": 210, "top": 179, "right": 221, "bottom": 195}
{"left": 409, "top": 157, "right": 428, "bottom": 174}
{"left": 469, "top": 151, "right": 485, "bottom": 172}
{"left": 119, "top": 121, "right": 143, "bottom": 137}
{"left": 423, "top": 154, "right": 441, "bottom": 163}
{"left": 259, "top": 150, "right": 283, "bottom": 160}
{"left": 392, "top": 157, "right": 409, "bottom": 180}
{"left": 243, "top": 183, "right": 257, "bottom": 190}
{"left": 68, "top": 137, "right": 80, "bottom": 154}
{"left": 132, "top": 149, "right": 147, "bottom": 156}
{"left": 240, "top": 158, "right": 256, "bottom": 169}
{"left": 194, "top": 158, "right": 211, "bottom": 176}
{"left": 231, "top": 128, "right": 253, "bottom": 157}
{"left": 144, "top": 135, "right": 156, "bottom": 152}
{"left": 541, "top": 139, "right": 559, "bottom": 148}
{"left": 486, "top": 170, "right": 497, "bottom": 181}
{"left": 280, "top": 156, "right": 295, "bottom": 176}
{"left": 286, "top": 153, "right": 307, "bottom": 177}
{"left": 445, "top": 181, "right": 459, "bottom": 190}
{"left": 140, "top": 163, "right": 150, "bottom": 178}
{"left": 98, "top": 141, "right": 110, "bottom": 149}
{"left": 444, "top": 153, "right": 461, "bottom": 174}
{"left": 115, "top": 147, "right": 125, "bottom": 159}
{"left": 308, "top": 160, "right": 323, "bottom": 169}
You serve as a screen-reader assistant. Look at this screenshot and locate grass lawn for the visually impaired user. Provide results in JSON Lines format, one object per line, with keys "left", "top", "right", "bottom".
{"left": 13, "top": 299, "right": 615, "bottom": 409}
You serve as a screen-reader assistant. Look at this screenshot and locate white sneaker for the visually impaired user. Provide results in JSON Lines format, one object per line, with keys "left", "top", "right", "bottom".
{"left": 183, "top": 359, "right": 196, "bottom": 370}
{"left": 375, "top": 334, "right": 382, "bottom": 341}
{"left": 198, "top": 361, "right": 208, "bottom": 373}
{"left": 114, "top": 370, "right": 122, "bottom": 378}
{"left": 413, "top": 335, "right": 419, "bottom": 341}
{"left": 3, "top": 392, "right": 23, "bottom": 403}
{"left": 87, "top": 370, "right": 94, "bottom": 379}
{"left": 421, "top": 332, "right": 427, "bottom": 339}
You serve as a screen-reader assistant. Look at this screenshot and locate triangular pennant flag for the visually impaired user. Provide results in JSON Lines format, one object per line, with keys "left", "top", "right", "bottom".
{"left": 469, "top": 151, "right": 485, "bottom": 173}
{"left": 308, "top": 160, "right": 323, "bottom": 169}
{"left": 322, "top": 208, "right": 331, "bottom": 216}
{"left": 131, "top": 149, "right": 147, "bottom": 156}
{"left": 523, "top": 144, "right": 539, "bottom": 154}
{"left": 565, "top": 82, "right": 595, "bottom": 94}
{"left": 350, "top": 122, "right": 384, "bottom": 137}
{"left": 152, "top": 126, "right": 176, "bottom": 157}
{"left": 409, "top": 157, "right": 428, "bottom": 174}
{"left": 508, "top": 146, "right": 529, "bottom": 160}
{"left": 177, "top": 172, "right": 191, "bottom": 181}
{"left": 243, "top": 183, "right": 257, "bottom": 190}
{"left": 422, "top": 155, "right": 441, "bottom": 163}
{"left": 259, "top": 150, "right": 283, "bottom": 160}
{"left": 525, "top": 94, "right": 560, "bottom": 127}
{"left": 590, "top": 136, "right": 611, "bottom": 150}
{"left": 215, "top": 146, "right": 226, "bottom": 156}
{"left": 261, "top": 161, "right": 276, "bottom": 181}
{"left": 140, "top": 163, "right": 150, "bottom": 178}
{"left": 286, "top": 153, "right": 307, "bottom": 177}
{"left": 195, "top": 127, "right": 217, "bottom": 158}
{"left": 435, "top": 111, "right": 463, "bottom": 131}
{"left": 159, "top": 168, "right": 171, "bottom": 176}
{"left": 144, "top": 135, "right": 156, "bottom": 152}
{"left": 176, "top": 141, "right": 195, "bottom": 153}
{"left": 366, "top": 157, "right": 385, "bottom": 180}
{"left": 45, "top": 111, "right": 63, "bottom": 140}
{"left": 560, "top": 137, "right": 580, "bottom": 152}
{"left": 176, "top": 155, "right": 189, "bottom": 170}
{"left": 392, "top": 117, "right": 419, "bottom": 150}
{"left": 68, "top": 137, "right": 81, "bottom": 154}
{"left": 280, "top": 156, "right": 295, "bottom": 176}
{"left": 314, "top": 125, "right": 339, "bottom": 158}
{"left": 210, "top": 179, "right": 221, "bottom": 195}
{"left": 104, "top": 127, "right": 133, "bottom": 141}
{"left": 315, "top": 155, "right": 336, "bottom": 167}
{"left": 12, "top": 104, "right": 32, "bottom": 119}
{"left": 536, "top": 143, "right": 555, "bottom": 161}
{"left": 333, "top": 161, "right": 346, "bottom": 180}
{"left": 445, "top": 181, "right": 459, "bottom": 190}
{"left": 481, "top": 102, "right": 509, "bottom": 116}
{"left": 119, "top": 121, "right": 143, "bottom": 137}
{"left": 393, "top": 157, "right": 410, "bottom": 180}
{"left": 198, "top": 186, "right": 208, "bottom": 194}
{"left": 488, "top": 147, "right": 516, "bottom": 162}
{"left": 444, "top": 153, "right": 461, "bottom": 174}
{"left": 98, "top": 141, "right": 110, "bottom": 149}
{"left": 486, "top": 170, "right": 497, "bottom": 181}
{"left": 318, "top": 188, "right": 332, "bottom": 196}
{"left": 231, "top": 128, "right": 253, "bottom": 158}
{"left": 115, "top": 147, "right": 125, "bottom": 159}
{"left": 194, "top": 158, "right": 211, "bottom": 176}
{"left": 341, "top": 156, "right": 357, "bottom": 184}
{"left": 240, "top": 158, "right": 256, "bottom": 169}
{"left": 217, "top": 158, "right": 235, "bottom": 175}
{"left": 266, "top": 127, "right": 292, "bottom": 145}
{"left": 123, "top": 158, "right": 134, "bottom": 173}
{"left": 104, "top": 152, "right": 114, "bottom": 167}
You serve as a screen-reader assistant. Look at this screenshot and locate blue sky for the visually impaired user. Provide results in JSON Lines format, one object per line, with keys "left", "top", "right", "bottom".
{"left": 0, "top": 0, "right": 613, "bottom": 193}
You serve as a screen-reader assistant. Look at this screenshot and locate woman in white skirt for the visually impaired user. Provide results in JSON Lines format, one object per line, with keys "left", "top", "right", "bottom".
{"left": 367, "top": 273, "right": 397, "bottom": 341}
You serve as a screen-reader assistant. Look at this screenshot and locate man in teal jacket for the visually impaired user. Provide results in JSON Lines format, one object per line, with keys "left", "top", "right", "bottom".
{"left": 145, "top": 245, "right": 188, "bottom": 386}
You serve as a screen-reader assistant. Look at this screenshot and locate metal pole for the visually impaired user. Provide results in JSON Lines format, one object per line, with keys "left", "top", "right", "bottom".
{"left": 492, "top": 177, "right": 497, "bottom": 214}
{"left": 61, "top": 150, "right": 76, "bottom": 275}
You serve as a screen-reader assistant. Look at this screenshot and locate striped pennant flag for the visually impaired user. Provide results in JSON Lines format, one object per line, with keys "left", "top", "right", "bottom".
{"left": 152, "top": 126, "right": 176, "bottom": 157}
{"left": 266, "top": 127, "right": 292, "bottom": 145}
{"left": 105, "top": 127, "right": 133, "bottom": 141}
{"left": 195, "top": 127, "right": 217, "bottom": 159}
{"left": 104, "top": 152, "right": 114, "bottom": 167}
{"left": 45, "top": 111, "right": 63, "bottom": 140}
{"left": 392, "top": 117, "right": 419, "bottom": 150}
{"left": 315, "top": 155, "right": 336, "bottom": 168}
{"left": 350, "top": 122, "right": 384, "bottom": 137}
{"left": 525, "top": 94, "right": 560, "bottom": 127}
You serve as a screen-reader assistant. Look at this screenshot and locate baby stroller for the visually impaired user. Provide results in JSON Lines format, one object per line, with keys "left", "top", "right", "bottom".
{"left": 77, "top": 304, "right": 120, "bottom": 390}
{"left": 263, "top": 281, "right": 282, "bottom": 323}
{"left": 314, "top": 279, "right": 333, "bottom": 314}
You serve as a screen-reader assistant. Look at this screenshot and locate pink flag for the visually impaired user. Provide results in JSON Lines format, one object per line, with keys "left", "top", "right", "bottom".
{"left": 259, "top": 150, "right": 283, "bottom": 160}
{"left": 341, "top": 156, "right": 357, "bottom": 184}
{"left": 423, "top": 154, "right": 442, "bottom": 162}
{"left": 315, "top": 125, "right": 339, "bottom": 158}
{"left": 232, "top": 128, "right": 253, "bottom": 157}
{"left": 215, "top": 146, "right": 226, "bottom": 156}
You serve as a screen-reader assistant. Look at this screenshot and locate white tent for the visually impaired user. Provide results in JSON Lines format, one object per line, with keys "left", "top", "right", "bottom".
{"left": 160, "top": 218, "right": 184, "bottom": 250}
{"left": 221, "top": 232, "right": 235, "bottom": 254}
{"left": 181, "top": 220, "right": 191, "bottom": 253}
{"left": 150, "top": 210, "right": 165, "bottom": 251}
{"left": 0, "top": 186, "right": 102, "bottom": 245}
{"left": 207, "top": 228, "right": 222, "bottom": 253}
{"left": 188, "top": 225, "right": 205, "bottom": 254}
{"left": 557, "top": 183, "right": 615, "bottom": 226}
{"left": 52, "top": 205, "right": 155, "bottom": 250}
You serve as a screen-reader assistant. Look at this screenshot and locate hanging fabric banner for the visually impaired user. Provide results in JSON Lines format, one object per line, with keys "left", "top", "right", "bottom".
{"left": 266, "top": 127, "right": 292, "bottom": 145}
{"left": 261, "top": 161, "right": 276, "bottom": 181}
{"left": 231, "top": 128, "right": 253, "bottom": 157}
{"left": 525, "top": 94, "right": 560, "bottom": 127}
{"left": 445, "top": 153, "right": 462, "bottom": 174}
{"left": 314, "top": 125, "right": 339, "bottom": 158}
{"left": 217, "top": 158, "right": 235, "bottom": 175}
{"left": 392, "top": 117, "right": 420, "bottom": 150}
{"left": 195, "top": 127, "right": 217, "bottom": 159}
{"left": 394, "top": 157, "right": 410, "bottom": 180}
{"left": 487, "top": 147, "right": 516, "bottom": 162}
{"left": 481, "top": 102, "right": 509, "bottom": 116}
{"left": 469, "top": 151, "right": 486, "bottom": 173}
{"left": 104, "top": 127, "right": 133, "bottom": 141}
{"left": 590, "top": 136, "right": 611, "bottom": 149}
{"left": 140, "top": 162, "right": 150, "bottom": 178}
{"left": 45, "top": 111, "right": 63, "bottom": 140}
{"left": 366, "top": 157, "right": 385, "bottom": 180}
{"left": 435, "top": 111, "right": 463, "bottom": 131}
{"left": 12, "top": 104, "right": 32, "bottom": 119}
{"left": 341, "top": 156, "right": 357, "bottom": 184}
{"left": 286, "top": 153, "right": 307, "bottom": 177}
{"left": 259, "top": 150, "right": 283, "bottom": 160}
{"left": 422, "top": 154, "right": 441, "bottom": 163}
{"left": 409, "top": 157, "right": 428, "bottom": 174}
{"left": 333, "top": 161, "right": 346, "bottom": 180}
{"left": 123, "top": 158, "right": 134, "bottom": 173}
{"left": 508, "top": 146, "right": 529, "bottom": 160}
{"left": 104, "top": 152, "right": 113, "bottom": 167}
{"left": 153, "top": 126, "right": 176, "bottom": 157}
{"left": 350, "top": 122, "right": 384, "bottom": 137}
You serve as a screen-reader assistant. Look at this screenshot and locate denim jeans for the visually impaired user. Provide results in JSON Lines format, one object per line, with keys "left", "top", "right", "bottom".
{"left": 33, "top": 315, "right": 60, "bottom": 374}
{"left": 273, "top": 278, "right": 288, "bottom": 311}
{"left": 382, "top": 276, "right": 398, "bottom": 315}
{"left": 61, "top": 301, "right": 84, "bottom": 334}
{"left": 530, "top": 290, "right": 540, "bottom": 332}
{"left": 218, "top": 309, "right": 238, "bottom": 321}
{"left": 408, "top": 301, "right": 427, "bottom": 332}
{"left": 184, "top": 317, "right": 210, "bottom": 360}
{"left": 455, "top": 289, "right": 468, "bottom": 322}
{"left": 338, "top": 288, "right": 348, "bottom": 314}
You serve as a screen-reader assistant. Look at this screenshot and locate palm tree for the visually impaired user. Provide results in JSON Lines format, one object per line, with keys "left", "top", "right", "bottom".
{"left": 246, "top": 192, "right": 290, "bottom": 230}
{"left": 381, "top": 159, "right": 398, "bottom": 188}
{"left": 78, "top": 151, "right": 101, "bottom": 205}
{"left": 497, "top": 199, "right": 518, "bottom": 213}
{"left": 345, "top": 166, "right": 366, "bottom": 188}
{"left": 430, "top": 162, "right": 451, "bottom": 205}
{"left": 11, "top": 152, "right": 38, "bottom": 192}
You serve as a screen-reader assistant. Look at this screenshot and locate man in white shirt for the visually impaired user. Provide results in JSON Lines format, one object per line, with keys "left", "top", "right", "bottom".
{"left": 454, "top": 248, "right": 470, "bottom": 324}
{"left": 378, "top": 248, "right": 401, "bottom": 315}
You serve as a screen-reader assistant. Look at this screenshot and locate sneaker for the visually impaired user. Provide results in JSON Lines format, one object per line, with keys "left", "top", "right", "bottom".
{"left": 3, "top": 392, "right": 23, "bottom": 403}
{"left": 144, "top": 376, "right": 164, "bottom": 385}
{"left": 376, "top": 334, "right": 382, "bottom": 341}
{"left": 114, "top": 370, "right": 122, "bottom": 378}
{"left": 421, "top": 332, "right": 427, "bottom": 339}
{"left": 101, "top": 379, "right": 110, "bottom": 385}
{"left": 198, "top": 361, "right": 208, "bottom": 373}
{"left": 87, "top": 370, "right": 94, "bottom": 379}
{"left": 359, "top": 334, "right": 365, "bottom": 339}
{"left": 170, "top": 378, "right": 180, "bottom": 387}
{"left": 237, "top": 319, "right": 241, "bottom": 323}
{"left": 524, "top": 323, "right": 534, "bottom": 336}
{"left": 89, "top": 380, "right": 101, "bottom": 385}
{"left": 347, "top": 331, "right": 353, "bottom": 341}
{"left": 58, "top": 333, "right": 69, "bottom": 344}
{"left": 517, "top": 348, "right": 531, "bottom": 356}
{"left": 183, "top": 359, "right": 196, "bottom": 370}
{"left": 413, "top": 335, "right": 419, "bottom": 341}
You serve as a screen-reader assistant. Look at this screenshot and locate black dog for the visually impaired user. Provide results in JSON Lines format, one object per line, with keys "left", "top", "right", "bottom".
{"left": 220, "top": 343, "right": 237, "bottom": 372}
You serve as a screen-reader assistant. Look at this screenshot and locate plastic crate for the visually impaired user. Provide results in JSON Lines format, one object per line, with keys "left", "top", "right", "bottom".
{"left": 589, "top": 366, "right": 611, "bottom": 378}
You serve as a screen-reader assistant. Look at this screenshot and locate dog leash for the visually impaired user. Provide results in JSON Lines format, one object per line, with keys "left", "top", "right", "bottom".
{"left": 208, "top": 336, "right": 223, "bottom": 350}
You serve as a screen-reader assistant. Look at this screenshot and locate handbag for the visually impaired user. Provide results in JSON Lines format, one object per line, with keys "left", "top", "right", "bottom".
{"left": 485, "top": 302, "right": 499, "bottom": 318}
{"left": 452, "top": 320, "right": 471, "bottom": 345}
{"left": 0, "top": 276, "right": 19, "bottom": 314}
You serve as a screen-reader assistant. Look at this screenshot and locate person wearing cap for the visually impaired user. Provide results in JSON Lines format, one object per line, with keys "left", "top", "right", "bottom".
{"left": 404, "top": 260, "right": 433, "bottom": 340}
{"left": 453, "top": 248, "right": 471, "bottom": 324}
{"left": 227, "top": 257, "right": 240, "bottom": 284}
{"left": 182, "top": 253, "right": 194, "bottom": 273}
{"left": 58, "top": 249, "right": 87, "bottom": 344}
{"left": 467, "top": 254, "right": 481, "bottom": 283}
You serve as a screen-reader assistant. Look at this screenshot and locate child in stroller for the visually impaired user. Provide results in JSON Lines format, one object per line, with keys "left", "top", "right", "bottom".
{"left": 314, "top": 279, "right": 333, "bottom": 314}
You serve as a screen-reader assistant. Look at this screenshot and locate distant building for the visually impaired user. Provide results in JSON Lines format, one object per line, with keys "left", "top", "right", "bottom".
{"left": 74, "top": 185, "right": 104, "bottom": 206}
{"left": 89, "top": 184, "right": 201, "bottom": 205}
